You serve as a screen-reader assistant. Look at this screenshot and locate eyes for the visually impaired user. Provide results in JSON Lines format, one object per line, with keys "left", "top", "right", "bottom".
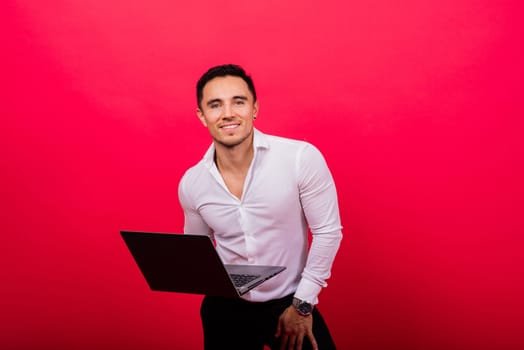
{"left": 209, "top": 99, "right": 247, "bottom": 109}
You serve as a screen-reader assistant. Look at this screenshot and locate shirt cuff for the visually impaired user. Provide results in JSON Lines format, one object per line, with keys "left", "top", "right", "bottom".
{"left": 294, "top": 278, "right": 323, "bottom": 305}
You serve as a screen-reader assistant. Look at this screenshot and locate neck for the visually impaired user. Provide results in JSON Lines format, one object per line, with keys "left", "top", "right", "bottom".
{"left": 214, "top": 135, "right": 254, "bottom": 173}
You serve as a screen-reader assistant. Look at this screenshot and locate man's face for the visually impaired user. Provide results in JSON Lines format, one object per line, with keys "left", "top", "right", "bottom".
{"left": 197, "top": 75, "right": 258, "bottom": 149}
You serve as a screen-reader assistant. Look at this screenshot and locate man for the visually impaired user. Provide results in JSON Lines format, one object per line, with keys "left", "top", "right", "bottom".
{"left": 178, "top": 64, "right": 343, "bottom": 350}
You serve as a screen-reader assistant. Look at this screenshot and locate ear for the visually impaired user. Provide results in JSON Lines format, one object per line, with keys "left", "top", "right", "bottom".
{"left": 253, "top": 101, "right": 259, "bottom": 119}
{"left": 196, "top": 108, "right": 207, "bottom": 127}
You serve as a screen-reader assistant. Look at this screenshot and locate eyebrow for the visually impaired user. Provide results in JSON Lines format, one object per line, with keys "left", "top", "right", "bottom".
{"left": 205, "top": 95, "right": 248, "bottom": 107}
{"left": 206, "top": 98, "right": 222, "bottom": 107}
{"left": 232, "top": 95, "right": 248, "bottom": 101}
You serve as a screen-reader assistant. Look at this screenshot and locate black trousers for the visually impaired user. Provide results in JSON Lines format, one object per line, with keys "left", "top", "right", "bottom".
{"left": 200, "top": 294, "right": 336, "bottom": 350}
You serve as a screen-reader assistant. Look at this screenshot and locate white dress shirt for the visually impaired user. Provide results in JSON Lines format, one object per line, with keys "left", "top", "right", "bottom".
{"left": 178, "top": 129, "right": 342, "bottom": 304}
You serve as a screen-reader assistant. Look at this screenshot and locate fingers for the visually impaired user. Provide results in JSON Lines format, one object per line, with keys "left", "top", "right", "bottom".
{"left": 279, "top": 332, "right": 316, "bottom": 350}
{"left": 279, "top": 334, "right": 297, "bottom": 350}
{"left": 308, "top": 332, "right": 319, "bottom": 350}
{"left": 279, "top": 335, "right": 288, "bottom": 350}
{"left": 293, "top": 336, "right": 302, "bottom": 350}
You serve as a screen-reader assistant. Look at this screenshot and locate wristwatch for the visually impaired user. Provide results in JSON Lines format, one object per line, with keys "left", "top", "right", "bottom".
{"left": 292, "top": 297, "right": 314, "bottom": 316}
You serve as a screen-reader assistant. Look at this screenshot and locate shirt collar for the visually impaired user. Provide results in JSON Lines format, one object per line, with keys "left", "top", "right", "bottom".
{"left": 202, "top": 128, "right": 269, "bottom": 168}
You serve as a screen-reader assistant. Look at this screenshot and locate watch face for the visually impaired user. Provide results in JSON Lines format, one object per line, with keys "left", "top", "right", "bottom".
{"left": 298, "top": 302, "right": 313, "bottom": 315}
{"left": 293, "top": 298, "right": 313, "bottom": 316}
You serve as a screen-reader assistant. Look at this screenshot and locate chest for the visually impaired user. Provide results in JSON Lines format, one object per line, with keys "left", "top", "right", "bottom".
{"left": 219, "top": 169, "right": 247, "bottom": 200}
{"left": 196, "top": 167, "right": 301, "bottom": 232}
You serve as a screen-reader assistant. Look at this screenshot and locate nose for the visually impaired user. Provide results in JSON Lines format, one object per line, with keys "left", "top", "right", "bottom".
{"left": 223, "top": 102, "right": 234, "bottom": 118}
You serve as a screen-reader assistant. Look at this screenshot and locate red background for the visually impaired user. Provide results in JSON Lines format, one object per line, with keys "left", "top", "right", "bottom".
{"left": 2, "top": 1, "right": 523, "bottom": 349}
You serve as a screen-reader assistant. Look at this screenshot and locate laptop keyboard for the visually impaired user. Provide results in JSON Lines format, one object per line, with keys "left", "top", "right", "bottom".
{"left": 230, "top": 274, "right": 259, "bottom": 287}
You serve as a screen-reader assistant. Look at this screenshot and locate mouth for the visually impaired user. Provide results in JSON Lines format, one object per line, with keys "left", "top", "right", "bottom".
{"left": 219, "top": 123, "right": 240, "bottom": 130}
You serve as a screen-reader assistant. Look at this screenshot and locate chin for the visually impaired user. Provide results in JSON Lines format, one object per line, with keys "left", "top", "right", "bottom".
{"left": 217, "top": 139, "right": 244, "bottom": 148}
{"left": 215, "top": 134, "right": 249, "bottom": 148}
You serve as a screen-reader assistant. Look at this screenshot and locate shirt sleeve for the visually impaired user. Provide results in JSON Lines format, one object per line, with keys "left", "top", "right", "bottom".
{"left": 178, "top": 174, "right": 212, "bottom": 237}
{"left": 294, "top": 144, "right": 343, "bottom": 304}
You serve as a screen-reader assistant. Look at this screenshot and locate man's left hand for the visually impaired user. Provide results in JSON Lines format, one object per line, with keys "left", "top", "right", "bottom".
{"left": 275, "top": 305, "right": 318, "bottom": 350}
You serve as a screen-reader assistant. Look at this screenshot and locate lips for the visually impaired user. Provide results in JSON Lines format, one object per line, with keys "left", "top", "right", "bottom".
{"left": 220, "top": 123, "right": 240, "bottom": 130}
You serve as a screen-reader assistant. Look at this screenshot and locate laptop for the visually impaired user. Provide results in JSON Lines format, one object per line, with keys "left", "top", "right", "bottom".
{"left": 120, "top": 231, "right": 286, "bottom": 298}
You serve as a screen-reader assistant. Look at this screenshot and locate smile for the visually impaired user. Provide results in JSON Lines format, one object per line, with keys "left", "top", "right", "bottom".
{"left": 220, "top": 124, "right": 240, "bottom": 129}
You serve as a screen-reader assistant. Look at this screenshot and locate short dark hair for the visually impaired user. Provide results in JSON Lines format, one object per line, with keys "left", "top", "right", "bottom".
{"left": 196, "top": 64, "right": 257, "bottom": 109}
